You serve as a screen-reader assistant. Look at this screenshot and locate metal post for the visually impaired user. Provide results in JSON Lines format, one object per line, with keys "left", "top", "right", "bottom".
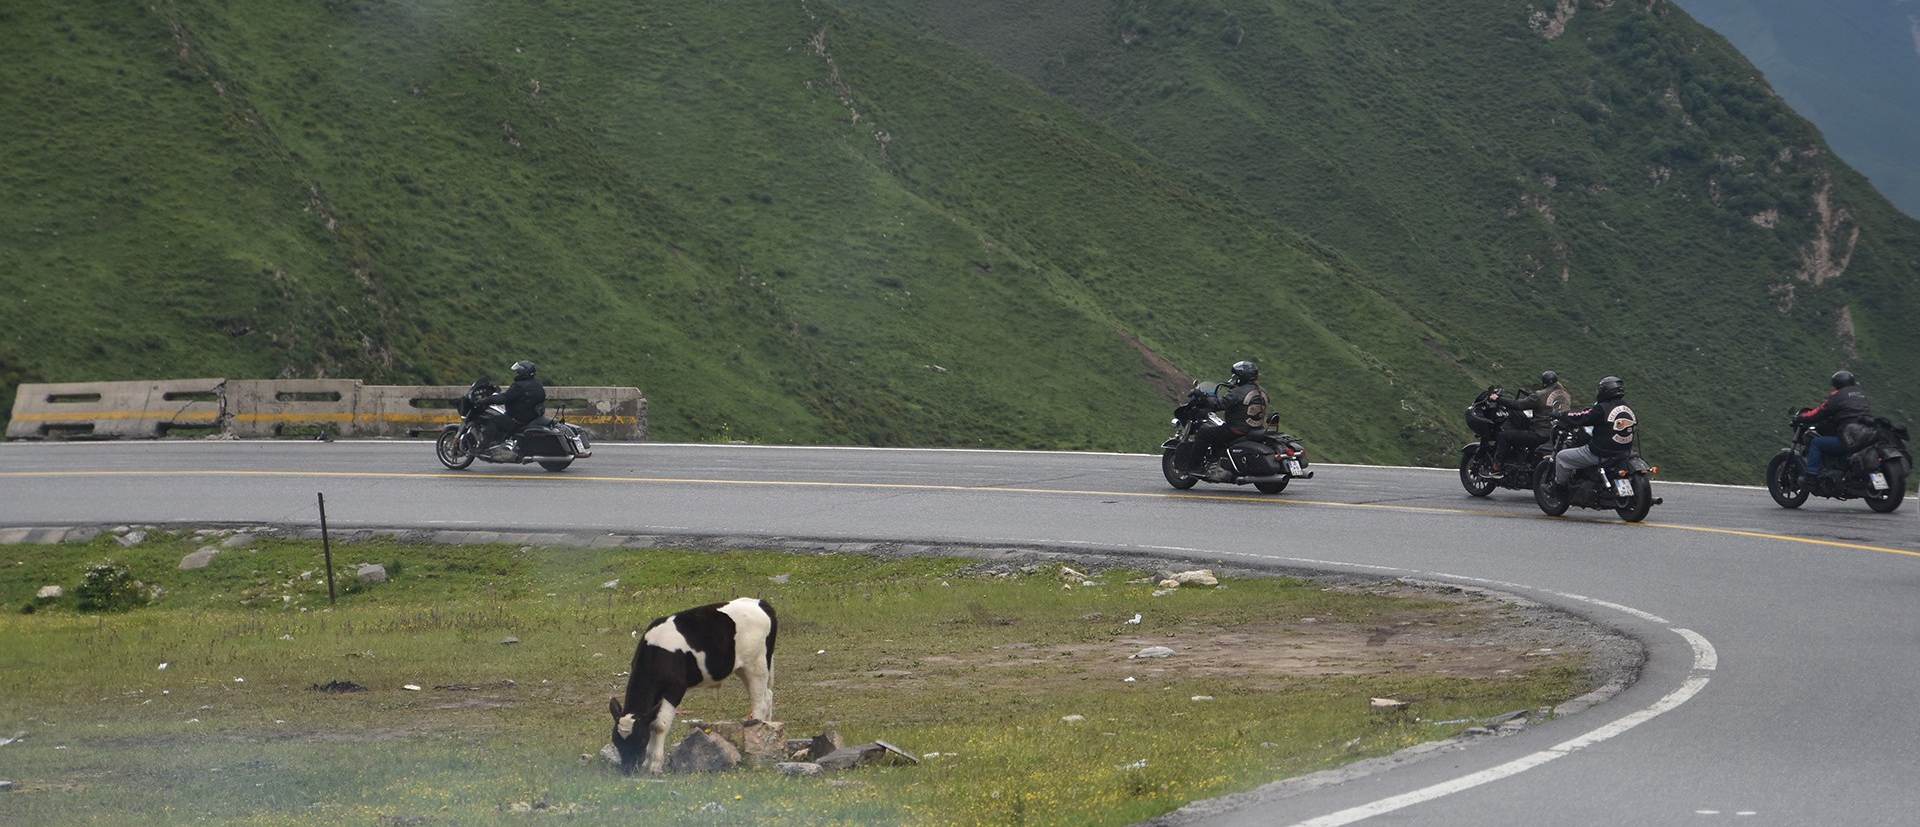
{"left": 319, "top": 492, "right": 337, "bottom": 606}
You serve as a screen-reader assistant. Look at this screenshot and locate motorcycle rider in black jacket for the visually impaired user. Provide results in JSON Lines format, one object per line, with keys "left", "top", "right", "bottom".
{"left": 1175, "top": 360, "right": 1269, "bottom": 478}
{"left": 1489, "top": 370, "right": 1572, "bottom": 474}
{"left": 1796, "top": 370, "right": 1871, "bottom": 478}
{"left": 481, "top": 360, "right": 546, "bottom": 459}
{"left": 1549, "top": 376, "right": 1636, "bottom": 495}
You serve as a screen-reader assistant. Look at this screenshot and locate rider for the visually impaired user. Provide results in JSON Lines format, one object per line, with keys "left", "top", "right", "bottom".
{"left": 1489, "top": 370, "right": 1572, "bottom": 475}
{"left": 1795, "top": 370, "right": 1870, "bottom": 481}
{"left": 1549, "top": 375, "right": 1636, "bottom": 496}
{"left": 481, "top": 360, "right": 546, "bottom": 459}
{"left": 1175, "top": 360, "right": 1269, "bottom": 479}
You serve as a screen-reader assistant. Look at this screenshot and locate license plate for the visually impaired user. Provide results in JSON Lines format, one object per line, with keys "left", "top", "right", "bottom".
{"left": 1870, "top": 472, "right": 1889, "bottom": 491}
{"left": 1613, "top": 478, "right": 1634, "bottom": 497}
{"left": 1285, "top": 460, "right": 1303, "bottom": 475}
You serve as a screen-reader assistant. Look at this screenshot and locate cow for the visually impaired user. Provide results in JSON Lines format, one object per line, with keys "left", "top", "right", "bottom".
{"left": 607, "top": 597, "right": 777, "bottom": 775}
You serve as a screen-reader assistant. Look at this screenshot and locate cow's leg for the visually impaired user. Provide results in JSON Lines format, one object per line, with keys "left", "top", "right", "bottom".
{"left": 643, "top": 700, "right": 677, "bottom": 774}
{"left": 737, "top": 656, "right": 772, "bottom": 721}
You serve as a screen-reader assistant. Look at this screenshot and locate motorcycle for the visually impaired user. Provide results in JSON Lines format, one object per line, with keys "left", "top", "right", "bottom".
{"left": 1530, "top": 423, "right": 1660, "bottom": 522}
{"left": 1765, "top": 412, "right": 1910, "bottom": 513}
{"left": 1159, "top": 383, "right": 1313, "bottom": 494}
{"left": 435, "top": 378, "right": 593, "bottom": 472}
{"left": 1459, "top": 386, "right": 1554, "bottom": 497}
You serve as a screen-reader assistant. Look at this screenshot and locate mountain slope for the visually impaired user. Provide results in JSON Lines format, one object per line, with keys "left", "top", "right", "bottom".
{"left": 3, "top": 0, "right": 1918, "bottom": 483}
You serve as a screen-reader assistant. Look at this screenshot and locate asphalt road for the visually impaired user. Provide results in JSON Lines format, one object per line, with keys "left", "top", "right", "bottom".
{"left": 2, "top": 440, "right": 1916, "bottom": 826}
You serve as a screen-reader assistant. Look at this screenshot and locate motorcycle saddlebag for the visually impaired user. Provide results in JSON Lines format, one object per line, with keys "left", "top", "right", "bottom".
{"left": 1227, "top": 443, "right": 1282, "bottom": 477}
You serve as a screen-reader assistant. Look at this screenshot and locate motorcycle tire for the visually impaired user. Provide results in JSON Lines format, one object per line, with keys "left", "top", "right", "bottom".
{"left": 1161, "top": 448, "right": 1198, "bottom": 490}
{"left": 1865, "top": 468, "right": 1906, "bottom": 513}
{"left": 1532, "top": 463, "right": 1569, "bottom": 517}
{"left": 538, "top": 459, "right": 573, "bottom": 472}
{"left": 436, "top": 429, "right": 474, "bottom": 470}
{"left": 1458, "top": 445, "right": 1496, "bottom": 498}
{"left": 1615, "top": 475, "right": 1654, "bottom": 523}
{"left": 1255, "top": 479, "right": 1288, "bottom": 494}
{"left": 1765, "top": 452, "right": 1809, "bottom": 509}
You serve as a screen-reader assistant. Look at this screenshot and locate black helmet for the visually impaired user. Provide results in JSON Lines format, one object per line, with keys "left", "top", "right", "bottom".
{"left": 1831, "top": 370, "right": 1856, "bottom": 389}
{"left": 511, "top": 360, "right": 538, "bottom": 380}
{"left": 1229, "top": 360, "right": 1259, "bottom": 386}
{"left": 1596, "top": 375, "right": 1625, "bottom": 402}
{"left": 1540, "top": 370, "right": 1559, "bottom": 387}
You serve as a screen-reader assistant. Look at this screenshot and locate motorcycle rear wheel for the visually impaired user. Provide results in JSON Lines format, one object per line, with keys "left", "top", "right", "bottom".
{"left": 1458, "top": 445, "right": 1496, "bottom": 498}
{"left": 1765, "top": 452, "right": 1809, "bottom": 509}
{"left": 1161, "top": 448, "right": 1197, "bottom": 490}
{"left": 1254, "top": 479, "right": 1288, "bottom": 494}
{"left": 1865, "top": 468, "right": 1906, "bottom": 513}
{"left": 1614, "top": 475, "right": 1654, "bottom": 522}
{"left": 538, "top": 459, "right": 573, "bottom": 473}
{"left": 436, "top": 429, "right": 474, "bottom": 470}
{"left": 1532, "top": 463, "right": 1569, "bottom": 516}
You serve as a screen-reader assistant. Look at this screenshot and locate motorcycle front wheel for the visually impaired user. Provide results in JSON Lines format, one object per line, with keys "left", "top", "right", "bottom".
{"left": 1865, "top": 468, "right": 1906, "bottom": 513}
{"left": 1458, "top": 445, "right": 1496, "bottom": 498}
{"left": 1765, "top": 452, "right": 1809, "bottom": 509}
{"left": 436, "top": 429, "right": 474, "bottom": 470}
{"left": 1532, "top": 463, "right": 1569, "bottom": 516}
{"left": 1614, "top": 475, "right": 1654, "bottom": 522}
{"left": 1161, "top": 448, "right": 1197, "bottom": 490}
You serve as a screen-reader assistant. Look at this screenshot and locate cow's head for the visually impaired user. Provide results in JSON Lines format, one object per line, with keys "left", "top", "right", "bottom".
{"left": 608, "top": 696, "right": 647, "bottom": 775}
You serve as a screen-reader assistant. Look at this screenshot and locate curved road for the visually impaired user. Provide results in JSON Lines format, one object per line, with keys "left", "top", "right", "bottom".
{"left": 2, "top": 440, "right": 1916, "bottom": 825}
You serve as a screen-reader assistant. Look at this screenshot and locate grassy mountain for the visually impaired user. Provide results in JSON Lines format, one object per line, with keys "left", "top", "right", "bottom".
{"left": 1674, "top": 0, "right": 1920, "bottom": 219}
{"left": 3, "top": 0, "right": 1917, "bottom": 483}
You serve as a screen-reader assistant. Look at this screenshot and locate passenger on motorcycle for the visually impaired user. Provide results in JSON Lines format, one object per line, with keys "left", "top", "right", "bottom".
{"left": 1174, "top": 360, "right": 1268, "bottom": 477}
{"left": 481, "top": 360, "right": 546, "bottom": 460}
{"left": 1488, "top": 370, "right": 1571, "bottom": 474}
{"left": 1796, "top": 370, "right": 1870, "bottom": 479}
{"left": 1549, "top": 375, "right": 1636, "bottom": 495}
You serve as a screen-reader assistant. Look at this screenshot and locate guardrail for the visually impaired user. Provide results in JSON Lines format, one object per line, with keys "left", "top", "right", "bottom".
{"left": 6, "top": 379, "right": 647, "bottom": 441}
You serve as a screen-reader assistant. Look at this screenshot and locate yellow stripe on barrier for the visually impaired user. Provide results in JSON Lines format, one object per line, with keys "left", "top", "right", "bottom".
{"left": 10, "top": 411, "right": 223, "bottom": 423}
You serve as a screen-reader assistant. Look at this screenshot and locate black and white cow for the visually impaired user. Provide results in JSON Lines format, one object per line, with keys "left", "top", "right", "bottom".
{"left": 607, "top": 597, "right": 777, "bottom": 775}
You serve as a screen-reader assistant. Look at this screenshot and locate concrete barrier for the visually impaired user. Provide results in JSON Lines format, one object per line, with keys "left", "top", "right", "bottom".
{"left": 7, "top": 379, "right": 647, "bottom": 441}
{"left": 5, "top": 379, "right": 225, "bottom": 439}
{"left": 224, "top": 379, "right": 364, "bottom": 439}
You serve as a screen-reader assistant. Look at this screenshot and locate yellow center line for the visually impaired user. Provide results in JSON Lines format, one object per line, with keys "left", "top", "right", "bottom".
{"left": 5, "top": 468, "right": 1913, "bottom": 557}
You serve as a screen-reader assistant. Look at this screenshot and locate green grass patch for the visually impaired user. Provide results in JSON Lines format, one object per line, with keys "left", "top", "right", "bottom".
{"left": 0, "top": 531, "right": 1605, "bottom": 826}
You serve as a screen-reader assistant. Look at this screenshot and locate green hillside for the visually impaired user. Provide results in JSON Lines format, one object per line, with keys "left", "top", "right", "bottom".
{"left": 3, "top": 0, "right": 1916, "bottom": 482}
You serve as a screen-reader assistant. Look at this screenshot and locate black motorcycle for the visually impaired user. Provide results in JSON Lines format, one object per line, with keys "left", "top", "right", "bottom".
{"left": 1160, "top": 383, "right": 1312, "bottom": 494}
{"left": 436, "top": 378, "right": 593, "bottom": 472}
{"left": 1459, "top": 386, "right": 1554, "bottom": 497}
{"left": 1530, "top": 424, "right": 1659, "bottom": 522}
{"left": 1765, "top": 412, "right": 1909, "bottom": 513}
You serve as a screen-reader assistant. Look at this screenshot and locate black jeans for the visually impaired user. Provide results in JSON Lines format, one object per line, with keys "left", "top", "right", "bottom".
{"left": 1494, "top": 430, "right": 1547, "bottom": 466}
{"left": 1177, "top": 425, "right": 1247, "bottom": 471}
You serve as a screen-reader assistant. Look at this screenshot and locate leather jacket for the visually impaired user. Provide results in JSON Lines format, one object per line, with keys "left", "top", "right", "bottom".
{"left": 1499, "top": 382, "right": 1572, "bottom": 436}
{"left": 1559, "top": 398, "right": 1637, "bottom": 457}
{"left": 1797, "top": 385, "right": 1869, "bottom": 437}
{"left": 485, "top": 377, "right": 547, "bottom": 424}
{"left": 1207, "top": 381, "right": 1270, "bottom": 434}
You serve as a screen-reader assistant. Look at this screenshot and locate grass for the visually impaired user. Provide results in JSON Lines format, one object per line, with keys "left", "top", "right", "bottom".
{"left": 0, "top": 530, "right": 1602, "bottom": 826}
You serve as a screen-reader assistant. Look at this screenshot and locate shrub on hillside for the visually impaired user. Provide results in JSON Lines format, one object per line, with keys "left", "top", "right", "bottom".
{"left": 74, "top": 561, "right": 146, "bottom": 612}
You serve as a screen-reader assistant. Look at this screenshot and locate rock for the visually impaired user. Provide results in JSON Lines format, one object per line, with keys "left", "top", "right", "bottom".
{"left": 807, "top": 730, "right": 844, "bottom": 761}
{"left": 220, "top": 533, "right": 254, "bottom": 549}
{"left": 34, "top": 585, "right": 61, "bottom": 600}
{"left": 356, "top": 564, "right": 388, "bottom": 584}
{"left": 600, "top": 579, "right": 620, "bottom": 589}
{"left": 1370, "top": 697, "right": 1409, "bottom": 712}
{"left": 178, "top": 548, "right": 219, "bottom": 570}
{"left": 0, "top": 780, "right": 11, "bottom": 792}
{"left": 816, "top": 740, "right": 919, "bottom": 771}
{"left": 113, "top": 531, "right": 146, "bottom": 548}
{"left": 1131, "top": 646, "right": 1175, "bottom": 660}
{"left": 703, "top": 719, "right": 787, "bottom": 764}
{"left": 1158, "top": 579, "right": 1180, "bottom": 588}
{"left": 1172, "top": 569, "right": 1219, "bottom": 586}
{"left": 667, "top": 729, "right": 741, "bottom": 773}
{"left": 769, "top": 573, "right": 790, "bottom": 585}
{"left": 1061, "top": 714, "right": 1086, "bottom": 723}
{"left": 1058, "top": 566, "right": 1087, "bottom": 582}
{"left": 776, "top": 762, "right": 823, "bottom": 776}
{"left": 500, "top": 636, "right": 520, "bottom": 645}
{"left": 598, "top": 743, "right": 621, "bottom": 768}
